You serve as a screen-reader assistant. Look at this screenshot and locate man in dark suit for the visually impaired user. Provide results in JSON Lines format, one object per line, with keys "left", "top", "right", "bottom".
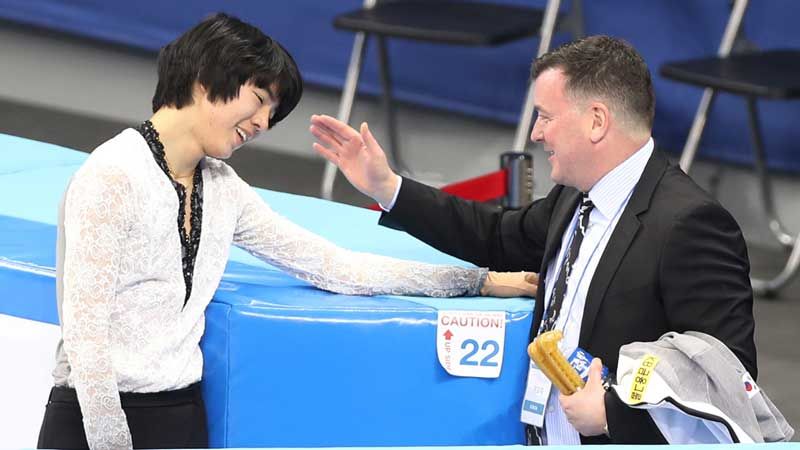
{"left": 309, "top": 35, "right": 756, "bottom": 444}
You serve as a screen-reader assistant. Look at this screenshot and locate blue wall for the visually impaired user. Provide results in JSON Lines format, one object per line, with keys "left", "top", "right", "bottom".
{"left": 1, "top": 0, "right": 798, "bottom": 170}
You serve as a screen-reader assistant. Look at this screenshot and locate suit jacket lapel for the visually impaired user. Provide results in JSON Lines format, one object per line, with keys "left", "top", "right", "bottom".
{"left": 531, "top": 188, "right": 582, "bottom": 340}
{"left": 578, "top": 150, "right": 669, "bottom": 346}
{"left": 541, "top": 188, "right": 582, "bottom": 276}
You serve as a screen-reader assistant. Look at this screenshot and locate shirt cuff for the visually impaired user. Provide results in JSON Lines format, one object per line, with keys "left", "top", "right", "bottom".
{"left": 378, "top": 175, "right": 403, "bottom": 212}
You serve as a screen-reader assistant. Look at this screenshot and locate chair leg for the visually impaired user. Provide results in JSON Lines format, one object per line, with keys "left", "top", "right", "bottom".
{"left": 751, "top": 234, "right": 800, "bottom": 297}
{"left": 511, "top": 0, "right": 562, "bottom": 153}
{"left": 707, "top": 164, "right": 726, "bottom": 199}
{"left": 746, "top": 98, "right": 799, "bottom": 296}
{"left": 558, "top": 0, "right": 584, "bottom": 40}
{"left": 678, "top": 89, "right": 717, "bottom": 173}
{"left": 746, "top": 98, "right": 795, "bottom": 247}
{"left": 376, "top": 36, "right": 408, "bottom": 174}
{"left": 321, "top": 32, "right": 369, "bottom": 200}
{"left": 512, "top": 82, "right": 537, "bottom": 154}
{"left": 572, "top": 0, "right": 585, "bottom": 38}
{"left": 537, "top": 0, "right": 562, "bottom": 57}
{"left": 680, "top": 0, "right": 748, "bottom": 173}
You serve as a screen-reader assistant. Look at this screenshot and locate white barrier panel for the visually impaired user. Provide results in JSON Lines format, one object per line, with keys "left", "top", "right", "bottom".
{"left": 0, "top": 313, "right": 61, "bottom": 447}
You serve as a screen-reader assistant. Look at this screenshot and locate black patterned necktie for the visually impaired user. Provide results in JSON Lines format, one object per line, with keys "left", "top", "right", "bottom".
{"left": 542, "top": 194, "right": 595, "bottom": 332}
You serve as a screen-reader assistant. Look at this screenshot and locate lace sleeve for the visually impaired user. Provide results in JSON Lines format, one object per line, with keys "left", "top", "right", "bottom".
{"left": 61, "top": 165, "right": 133, "bottom": 450}
{"left": 232, "top": 182, "right": 488, "bottom": 297}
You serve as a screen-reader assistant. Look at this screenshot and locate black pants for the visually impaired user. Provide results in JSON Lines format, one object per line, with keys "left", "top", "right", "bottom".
{"left": 37, "top": 383, "right": 208, "bottom": 449}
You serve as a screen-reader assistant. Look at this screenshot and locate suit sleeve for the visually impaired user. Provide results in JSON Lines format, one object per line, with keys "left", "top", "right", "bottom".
{"left": 379, "top": 177, "right": 557, "bottom": 271}
{"left": 603, "top": 388, "right": 667, "bottom": 443}
{"left": 660, "top": 200, "right": 758, "bottom": 378}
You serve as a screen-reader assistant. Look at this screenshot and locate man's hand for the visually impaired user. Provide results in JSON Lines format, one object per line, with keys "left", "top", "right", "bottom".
{"left": 310, "top": 114, "right": 398, "bottom": 206}
{"left": 559, "top": 358, "right": 608, "bottom": 437}
{"left": 480, "top": 272, "right": 538, "bottom": 297}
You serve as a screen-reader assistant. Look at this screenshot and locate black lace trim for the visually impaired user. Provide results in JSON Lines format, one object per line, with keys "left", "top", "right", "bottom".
{"left": 135, "top": 120, "right": 203, "bottom": 306}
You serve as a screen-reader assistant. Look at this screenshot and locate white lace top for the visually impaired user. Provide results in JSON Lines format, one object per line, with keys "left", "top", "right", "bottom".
{"left": 52, "top": 128, "right": 488, "bottom": 450}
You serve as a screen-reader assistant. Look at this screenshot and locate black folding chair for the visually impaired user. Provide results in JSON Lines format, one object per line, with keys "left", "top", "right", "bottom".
{"left": 660, "top": 0, "right": 800, "bottom": 296}
{"left": 321, "top": 0, "right": 584, "bottom": 201}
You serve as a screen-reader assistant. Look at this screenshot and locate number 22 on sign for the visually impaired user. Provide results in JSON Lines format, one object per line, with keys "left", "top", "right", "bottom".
{"left": 436, "top": 310, "right": 507, "bottom": 378}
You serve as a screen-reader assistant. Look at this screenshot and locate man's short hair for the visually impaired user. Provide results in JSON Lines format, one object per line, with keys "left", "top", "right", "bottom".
{"left": 532, "top": 35, "right": 655, "bottom": 132}
{"left": 151, "top": 13, "right": 302, "bottom": 128}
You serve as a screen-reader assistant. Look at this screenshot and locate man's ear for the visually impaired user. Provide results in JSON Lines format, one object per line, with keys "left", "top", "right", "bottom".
{"left": 589, "top": 102, "right": 610, "bottom": 143}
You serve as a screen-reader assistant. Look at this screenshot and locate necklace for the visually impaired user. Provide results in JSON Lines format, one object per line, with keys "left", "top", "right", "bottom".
{"left": 164, "top": 154, "right": 196, "bottom": 185}
{"left": 166, "top": 158, "right": 196, "bottom": 181}
{"left": 135, "top": 120, "right": 205, "bottom": 307}
{"left": 136, "top": 120, "right": 197, "bottom": 182}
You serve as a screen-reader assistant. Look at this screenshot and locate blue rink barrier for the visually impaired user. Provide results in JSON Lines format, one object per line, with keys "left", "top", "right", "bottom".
{"left": 0, "top": 133, "right": 535, "bottom": 446}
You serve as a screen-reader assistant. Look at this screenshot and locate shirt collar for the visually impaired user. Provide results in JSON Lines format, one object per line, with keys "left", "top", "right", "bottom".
{"left": 587, "top": 137, "right": 654, "bottom": 220}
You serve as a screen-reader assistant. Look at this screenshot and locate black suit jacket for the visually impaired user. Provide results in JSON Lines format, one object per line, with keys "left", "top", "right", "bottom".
{"left": 380, "top": 149, "right": 757, "bottom": 444}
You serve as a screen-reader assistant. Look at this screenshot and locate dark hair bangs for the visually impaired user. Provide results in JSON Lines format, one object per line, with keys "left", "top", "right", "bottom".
{"left": 250, "top": 42, "right": 303, "bottom": 128}
{"left": 152, "top": 12, "right": 303, "bottom": 126}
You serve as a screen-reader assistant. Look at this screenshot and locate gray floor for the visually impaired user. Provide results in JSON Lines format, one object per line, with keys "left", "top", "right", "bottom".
{"left": 1, "top": 98, "right": 797, "bottom": 440}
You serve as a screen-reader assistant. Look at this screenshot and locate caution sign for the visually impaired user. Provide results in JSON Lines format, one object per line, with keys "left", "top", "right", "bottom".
{"left": 436, "top": 310, "right": 506, "bottom": 378}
